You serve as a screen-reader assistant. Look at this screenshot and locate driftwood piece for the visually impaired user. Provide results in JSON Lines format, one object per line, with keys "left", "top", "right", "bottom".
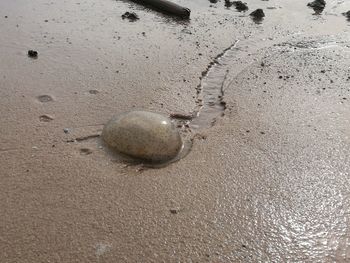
{"left": 131, "top": 0, "right": 190, "bottom": 18}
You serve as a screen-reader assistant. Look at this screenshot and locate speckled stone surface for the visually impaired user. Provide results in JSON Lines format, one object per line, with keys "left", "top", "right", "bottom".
{"left": 102, "top": 111, "right": 183, "bottom": 162}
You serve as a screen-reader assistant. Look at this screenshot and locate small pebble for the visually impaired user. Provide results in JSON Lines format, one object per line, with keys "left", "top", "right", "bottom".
{"left": 37, "top": 95, "right": 53, "bottom": 103}
{"left": 307, "top": 0, "right": 326, "bottom": 13}
{"left": 250, "top": 9, "right": 265, "bottom": 19}
{"left": 121, "top": 12, "right": 139, "bottom": 22}
{"left": 80, "top": 148, "right": 92, "bottom": 155}
{"left": 39, "top": 114, "right": 54, "bottom": 122}
{"left": 89, "top": 89, "right": 99, "bottom": 94}
{"left": 231, "top": 1, "right": 249, "bottom": 11}
{"left": 28, "top": 50, "right": 38, "bottom": 58}
{"left": 170, "top": 209, "right": 178, "bottom": 214}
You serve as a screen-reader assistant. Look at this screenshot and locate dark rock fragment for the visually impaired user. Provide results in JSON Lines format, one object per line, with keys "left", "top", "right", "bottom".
{"left": 343, "top": 10, "right": 350, "bottom": 21}
{"left": 250, "top": 8, "right": 265, "bottom": 21}
{"left": 232, "top": 1, "right": 248, "bottom": 11}
{"left": 307, "top": 0, "right": 326, "bottom": 14}
{"left": 121, "top": 12, "right": 139, "bottom": 22}
{"left": 28, "top": 50, "right": 38, "bottom": 58}
{"left": 225, "top": 0, "right": 248, "bottom": 11}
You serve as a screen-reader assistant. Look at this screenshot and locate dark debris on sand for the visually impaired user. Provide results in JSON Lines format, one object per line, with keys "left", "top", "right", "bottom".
{"left": 250, "top": 9, "right": 265, "bottom": 19}
{"left": 224, "top": 0, "right": 233, "bottom": 8}
{"left": 307, "top": 0, "right": 326, "bottom": 14}
{"left": 225, "top": 0, "right": 248, "bottom": 11}
{"left": 27, "top": 50, "right": 38, "bottom": 58}
{"left": 233, "top": 1, "right": 249, "bottom": 11}
{"left": 121, "top": 12, "right": 139, "bottom": 22}
{"left": 343, "top": 10, "right": 350, "bottom": 21}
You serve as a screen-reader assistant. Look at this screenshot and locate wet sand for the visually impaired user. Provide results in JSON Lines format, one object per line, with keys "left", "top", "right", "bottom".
{"left": 1, "top": 0, "right": 350, "bottom": 262}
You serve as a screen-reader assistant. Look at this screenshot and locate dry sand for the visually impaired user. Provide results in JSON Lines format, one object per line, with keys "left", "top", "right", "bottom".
{"left": 1, "top": 0, "right": 350, "bottom": 262}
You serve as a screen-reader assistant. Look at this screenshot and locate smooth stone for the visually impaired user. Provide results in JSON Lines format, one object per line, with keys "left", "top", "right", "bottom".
{"left": 102, "top": 111, "right": 183, "bottom": 162}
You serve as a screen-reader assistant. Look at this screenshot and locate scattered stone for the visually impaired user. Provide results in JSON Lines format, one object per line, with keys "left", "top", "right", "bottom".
{"left": 121, "top": 12, "right": 139, "bottom": 22}
{"left": 39, "top": 114, "right": 54, "bottom": 122}
{"left": 102, "top": 111, "right": 183, "bottom": 163}
{"left": 89, "top": 89, "right": 99, "bottom": 94}
{"left": 181, "top": 28, "right": 192, "bottom": 34}
{"left": 232, "top": 1, "right": 249, "bottom": 11}
{"left": 209, "top": 0, "right": 218, "bottom": 3}
{"left": 343, "top": 11, "right": 350, "bottom": 20}
{"left": 170, "top": 209, "right": 178, "bottom": 214}
{"left": 37, "top": 95, "right": 53, "bottom": 102}
{"left": 224, "top": 0, "right": 233, "bottom": 7}
{"left": 80, "top": 148, "right": 92, "bottom": 155}
{"left": 307, "top": 0, "right": 326, "bottom": 14}
{"left": 28, "top": 50, "right": 38, "bottom": 58}
{"left": 5, "top": 16, "right": 8, "bottom": 18}
{"left": 250, "top": 9, "right": 265, "bottom": 19}
{"left": 63, "top": 128, "right": 70, "bottom": 134}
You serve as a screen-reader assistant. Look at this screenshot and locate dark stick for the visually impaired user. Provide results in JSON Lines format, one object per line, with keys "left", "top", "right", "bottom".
{"left": 131, "top": 0, "right": 190, "bottom": 18}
